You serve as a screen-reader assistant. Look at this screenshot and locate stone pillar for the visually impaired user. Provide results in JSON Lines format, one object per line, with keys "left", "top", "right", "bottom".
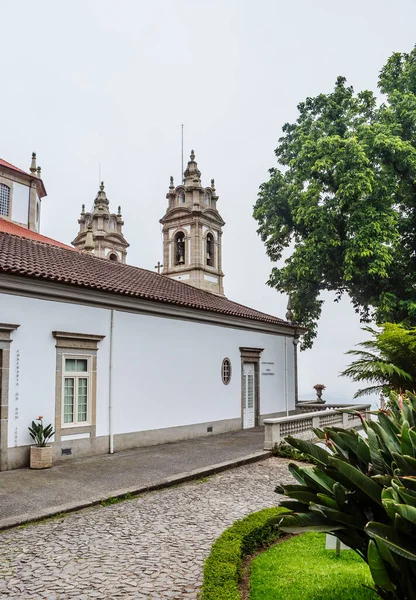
{"left": 28, "top": 183, "right": 38, "bottom": 231}
{"left": 0, "top": 324, "right": 20, "bottom": 471}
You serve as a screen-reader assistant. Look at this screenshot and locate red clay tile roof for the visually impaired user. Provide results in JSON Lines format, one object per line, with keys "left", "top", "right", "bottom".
{"left": 0, "top": 231, "right": 290, "bottom": 326}
{"left": 0, "top": 157, "right": 47, "bottom": 197}
{"left": 0, "top": 219, "right": 74, "bottom": 250}
{"left": 0, "top": 158, "right": 29, "bottom": 176}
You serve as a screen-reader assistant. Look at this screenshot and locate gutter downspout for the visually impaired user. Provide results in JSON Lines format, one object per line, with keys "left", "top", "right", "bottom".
{"left": 109, "top": 309, "right": 114, "bottom": 454}
{"left": 284, "top": 336, "right": 289, "bottom": 416}
{"left": 293, "top": 330, "right": 299, "bottom": 405}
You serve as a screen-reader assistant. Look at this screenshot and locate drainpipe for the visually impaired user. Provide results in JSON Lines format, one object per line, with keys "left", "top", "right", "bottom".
{"left": 109, "top": 309, "right": 114, "bottom": 454}
{"left": 293, "top": 331, "right": 300, "bottom": 405}
{"left": 284, "top": 336, "right": 289, "bottom": 416}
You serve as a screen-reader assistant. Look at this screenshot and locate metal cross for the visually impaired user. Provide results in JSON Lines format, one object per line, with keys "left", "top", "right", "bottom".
{"left": 155, "top": 261, "right": 163, "bottom": 274}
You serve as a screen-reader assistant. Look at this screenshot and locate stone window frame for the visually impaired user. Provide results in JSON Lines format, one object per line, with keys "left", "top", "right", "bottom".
{"left": 173, "top": 230, "right": 187, "bottom": 266}
{"left": 177, "top": 189, "right": 185, "bottom": 205}
{"left": 62, "top": 355, "right": 93, "bottom": 428}
{"left": 52, "top": 331, "right": 105, "bottom": 443}
{"left": 206, "top": 232, "right": 215, "bottom": 268}
{"left": 221, "top": 357, "right": 232, "bottom": 385}
{"left": 239, "top": 347, "right": 264, "bottom": 428}
{"left": 0, "top": 176, "right": 14, "bottom": 220}
{"left": 0, "top": 323, "right": 20, "bottom": 471}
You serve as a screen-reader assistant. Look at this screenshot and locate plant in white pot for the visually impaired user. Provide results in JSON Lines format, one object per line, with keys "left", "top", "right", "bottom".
{"left": 28, "top": 416, "right": 54, "bottom": 469}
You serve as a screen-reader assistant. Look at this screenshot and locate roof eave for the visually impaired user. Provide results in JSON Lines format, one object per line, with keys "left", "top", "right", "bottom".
{"left": 0, "top": 163, "right": 47, "bottom": 198}
{"left": 0, "top": 272, "right": 300, "bottom": 337}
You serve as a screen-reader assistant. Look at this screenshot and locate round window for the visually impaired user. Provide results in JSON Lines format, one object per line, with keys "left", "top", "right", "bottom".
{"left": 221, "top": 358, "right": 232, "bottom": 385}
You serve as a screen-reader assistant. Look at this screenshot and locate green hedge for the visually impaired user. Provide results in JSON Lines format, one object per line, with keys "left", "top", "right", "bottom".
{"left": 200, "top": 507, "right": 288, "bottom": 600}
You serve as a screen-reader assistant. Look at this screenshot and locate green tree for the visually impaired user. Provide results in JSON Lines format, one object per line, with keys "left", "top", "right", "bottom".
{"left": 254, "top": 46, "right": 416, "bottom": 349}
{"left": 341, "top": 323, "right": 416, "bottom": 397}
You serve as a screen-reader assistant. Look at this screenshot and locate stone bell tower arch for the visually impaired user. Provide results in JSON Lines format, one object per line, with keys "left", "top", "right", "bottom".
{"left": 160, "top": 150, "right": 225, "bottom": 296}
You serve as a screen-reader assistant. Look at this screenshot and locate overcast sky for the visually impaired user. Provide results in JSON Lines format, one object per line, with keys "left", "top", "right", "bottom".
{"left": 2, "top": 0, "right": 415, "bottom": 404}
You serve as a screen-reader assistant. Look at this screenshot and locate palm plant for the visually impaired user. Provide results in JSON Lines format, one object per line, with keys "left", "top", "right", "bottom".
{"left": 341, "top": 323, "right": 416, "bottom": 398}
{"left": 272, "top": 392, "right": 416, "bottom": 599}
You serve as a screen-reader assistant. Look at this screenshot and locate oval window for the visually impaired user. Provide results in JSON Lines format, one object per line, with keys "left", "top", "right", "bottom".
{"left": 221, "top": 358, "right": 232, "bottom": 385}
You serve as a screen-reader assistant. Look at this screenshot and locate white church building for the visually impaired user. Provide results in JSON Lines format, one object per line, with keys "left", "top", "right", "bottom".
{"left": 0, "top": 152, "right": 301, "bottom": 470}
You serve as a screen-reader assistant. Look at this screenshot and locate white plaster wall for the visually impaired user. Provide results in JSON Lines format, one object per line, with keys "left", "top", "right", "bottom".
{"left": 111, "top": 311, "right": 293, "bottom": 434}
{"left": 0, "top": 290, "right": 295, "bottom": 447}
{"left": 11, "top": 182, "right": 29, "bottom": 226}
{"left": 0, "top": 293, "right": 110, "bottom": 448}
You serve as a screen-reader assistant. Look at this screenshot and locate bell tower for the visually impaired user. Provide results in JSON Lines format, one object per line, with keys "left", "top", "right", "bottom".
{"left": 160, "top": 150, "right": 225, "bottom": 296}
{"left": 72, "top": 182, "right": 129, "bottom": 262}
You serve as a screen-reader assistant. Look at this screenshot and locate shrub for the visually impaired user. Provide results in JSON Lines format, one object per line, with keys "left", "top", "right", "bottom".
{"left": 271, "top": 441, "right": 317, "bottom": 464}
{"left": 200, "top": 506, "right": 287, "bottom": 600}
{"left": 273, "top": 392, "right": 416, "bottom": 599}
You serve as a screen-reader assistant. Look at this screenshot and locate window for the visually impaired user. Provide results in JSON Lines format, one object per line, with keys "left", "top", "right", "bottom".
{"left": 204, "top": 191, "right": 211, "bottom": 205}
{"left": 63, "top": 356, "right": 91, "bottom": 426}
{"left": 222, "top": 358, "right": 232, "bottom": 385}
{"left": 206, "top": 233, "right": 214, "bottom": 267}
{"left": 174, "top": 231, "right": 186, "bottom": 265}
{"left": 108, "top": 253, "right": 118, "bottom": 261}
{"left": 53, "top": 331, "right": 104, "bottom": 444}
{"left": 0, "top": 184, "right": 10, "bottom": 216}
{"left": 178, "top": 190, "right": 185, "bottom": 204}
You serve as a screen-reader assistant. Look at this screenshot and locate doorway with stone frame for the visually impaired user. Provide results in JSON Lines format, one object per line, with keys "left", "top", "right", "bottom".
{"left": 240, "top": 347, "right": 263, "bottom": 429}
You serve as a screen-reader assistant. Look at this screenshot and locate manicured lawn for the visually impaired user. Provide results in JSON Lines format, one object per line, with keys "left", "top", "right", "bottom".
{"left": 250, "top": 532, "right": 378, "bottom": 600}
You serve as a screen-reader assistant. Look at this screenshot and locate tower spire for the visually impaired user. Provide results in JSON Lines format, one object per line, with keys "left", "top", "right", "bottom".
{"left": 93, "top": 181, "right": 110, "bottom": 213}
{"left": 285, "top": 295, "right": 294, "bottom": 323}
{"left": 183, "top": 150, "right": 201, "bottom": 187}
{"left": 181, "top": 124, "right": 184, "bottom": 183}
{"left": 29, "top": 152, "right": 37, "bottom": 175}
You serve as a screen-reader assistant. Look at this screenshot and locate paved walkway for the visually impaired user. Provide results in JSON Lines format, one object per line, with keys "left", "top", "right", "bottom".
{"left": 0, "top": 457, "right": 293, "bottom": 599}
{"left": 0, "top": 428, "right": 268, "bottom": 529}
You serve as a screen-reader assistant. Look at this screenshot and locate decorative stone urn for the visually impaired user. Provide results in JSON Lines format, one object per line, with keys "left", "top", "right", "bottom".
{"left": 313, "top": 384, "right": 326, "bottom": 404}
{"left": 30, "top": 446, "right": 53, "bottom": 469}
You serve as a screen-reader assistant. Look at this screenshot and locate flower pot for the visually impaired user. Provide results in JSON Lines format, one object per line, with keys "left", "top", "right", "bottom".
{"left": 30, "top": 446, "right": 52, "bottom": 469}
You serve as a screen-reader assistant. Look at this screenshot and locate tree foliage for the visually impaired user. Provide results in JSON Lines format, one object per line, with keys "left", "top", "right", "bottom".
{"left": 273, "top": 392, "right": 416, "bottom": 599}
{"left": 254, "top": 46, "right": 416, "bottom": 348}
{"left": 341, "top": 323, "right": 416, "bottom": 398}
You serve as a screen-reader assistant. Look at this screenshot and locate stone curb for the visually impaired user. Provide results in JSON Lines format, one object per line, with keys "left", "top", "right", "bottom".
{"left": 0, "top": 450, "right": 271, "bottom": 531}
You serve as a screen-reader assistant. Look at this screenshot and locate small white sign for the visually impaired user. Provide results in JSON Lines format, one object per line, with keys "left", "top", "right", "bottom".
{"left": 325, "top": 534, "right": 349, "bottom": 551}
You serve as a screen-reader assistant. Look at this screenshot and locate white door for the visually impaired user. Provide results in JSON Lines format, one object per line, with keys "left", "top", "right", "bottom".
{"left": 243, "top": 363, "right": 255, "bottom": 429}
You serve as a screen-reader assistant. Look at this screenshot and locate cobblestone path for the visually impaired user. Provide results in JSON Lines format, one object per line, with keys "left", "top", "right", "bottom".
{"left": 0, "top": 458, "right": 293, "bottom": 599}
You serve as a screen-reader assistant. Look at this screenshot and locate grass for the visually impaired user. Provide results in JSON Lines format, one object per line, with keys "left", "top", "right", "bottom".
{"left": 100, "top": 492, "right": 133, "bottom": 506}
{"left": 200, "top": 507, "right": 287, "bottom": 600}
{"left": 16, "top": 512, "right": 68, "bottom": 529}
{"left": 250, "top": 532, "right": 378, "bottom": 600}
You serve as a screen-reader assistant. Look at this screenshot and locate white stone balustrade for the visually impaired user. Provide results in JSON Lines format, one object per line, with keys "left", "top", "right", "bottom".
{"left": 263, "top": 404, "right": 371, "bottom": 450}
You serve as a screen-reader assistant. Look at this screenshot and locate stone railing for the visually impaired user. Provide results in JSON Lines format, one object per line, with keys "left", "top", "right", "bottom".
{"left": 263, "top": 404, "right": 371, "bottom": 450}
{"left": 295, "top": 401, "right": 365, "bottom": 413}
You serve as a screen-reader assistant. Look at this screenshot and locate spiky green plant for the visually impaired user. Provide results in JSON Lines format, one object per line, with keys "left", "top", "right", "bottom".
{"left": 272, "top": 392, "right": 416, "bottom": 599}
{"left": 28, "top": 417, "right": 54, "bottom": 447}
{"left": 341, "top": 323, "right": 416, "bottom": 398}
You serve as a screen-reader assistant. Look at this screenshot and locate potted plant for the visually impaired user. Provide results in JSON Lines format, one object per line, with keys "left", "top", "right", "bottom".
{"left": 28, "top": 416, "right": 54, "bottom": 469}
